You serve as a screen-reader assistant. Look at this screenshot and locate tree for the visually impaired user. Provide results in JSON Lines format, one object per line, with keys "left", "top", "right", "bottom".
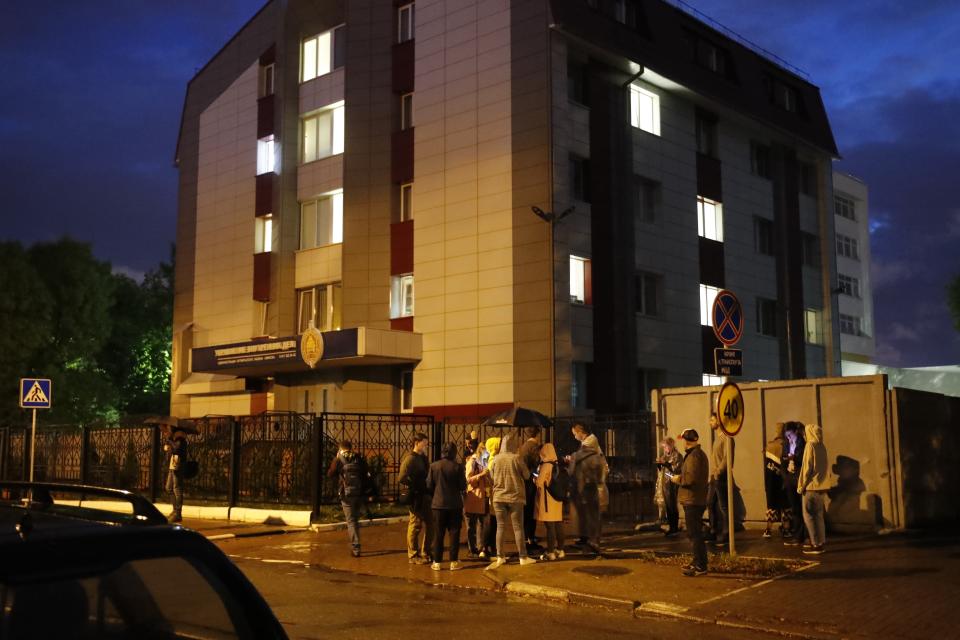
{"left": 949, "top": 274, "right": 960, "bottom": 333}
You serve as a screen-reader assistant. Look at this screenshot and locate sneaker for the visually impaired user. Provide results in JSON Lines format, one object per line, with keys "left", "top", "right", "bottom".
{"left": 803, "top": 545, "right": 825, "bottom": 555}
{"left": 351, "top": 547, "right": 361, "bottom": 558}
{"left": 762, "top": 530, "right": 772, "bottom": 539}
{"left": 409, "top": 556, "right": 430, "bottom": 565}
{"left": 431, "top": 562, "right": 442, "bottom": 571}
{"left": 539, "top": 551, "right": 557, "bottom": 561}
{"left": 784, "top": 539, "right": 801, "bottom": 547}
{"left": 682, "top": 565, "right": 707, "bottom": 577}
{"left": 802, "top": 543, "right": 815, "bottom": 552}
{"left": 519, "top": 556, "right": 537, "bottom": 566}
{"left": 485, "top": 557, "right": 506, "bottom": 571}
{"left": 478, "top": 551, "right": 487, "bottom": 559}
{"left": 555, "top": 550, "right": 566, "bottom": 560}
{"left": 450, "top": 561, "right": 462, "bottom": 571}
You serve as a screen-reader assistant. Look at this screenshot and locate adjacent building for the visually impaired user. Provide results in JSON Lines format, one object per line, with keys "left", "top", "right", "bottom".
{"left": 832, "top": 171, "right": 876, "bottom": 366}
{"left": 171, "top": 0, "right": 842, "bottom": 419}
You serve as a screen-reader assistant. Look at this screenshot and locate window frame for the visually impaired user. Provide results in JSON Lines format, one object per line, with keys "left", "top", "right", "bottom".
{"left": 834, "top": 194, "right": 857, "bottom": 220}
{"left": 804, "top": 308, "right": 823, "bottom": 345}
{"left": 839, "top": 313, "right": 862, "bottom": 336}
{"left": 301, "top": 102, "right": 345, "bottom": 164}
{"left": 296, "top": 282, "right": 343, "bottom": 333}
{"left": 634, "top": 175, "right": 658, "bottom": 224}
{"left": 397, "top": 3, "right": 415, "bottom": 43}
{"left": 400, "top": 183, "right": 413, "bottom": 222}
{"left": 750, "top": 141, "right": 771, "bottom": 179}
{"left": 636, "top": 271, "right": 661, "bottom": 317}
{"left": 254, "top": 215, "right": 273, "bottom": 254}
{"left": 629, "top": 84, "right": 661, "bottom": 136}
{"left": 391, "top": 274, "right": 415, "bottom": 318}
{"left": 801, "top": 232, "right": 819, "bottom": 267}
{"left": 756, "top": 297, "right": 778, "bottom": 337}
{"left": 400, "top": 93, "right": 413, "bottom": 131}
{"left": 697, "top": 195, "right": 724, "bottom": 242}
{"left": 400, "top": 370, "right": 414, "bottom": 413}
{"left": 301, "top": 25, "right": 345, "bottom": 83}
{"left": 299, "top": 190, "right": 344, "bottom": 250}
{"left": 569, "top": 154, "right": 591, "bottom": 203}
{"left": 699, "top": 284, "right": 719, "bottom": 326}
{"left": 569, "top": 255, "right": 592, "bottom": 305}
{"left": 836, "top": 233, "right": 860, "bottom": 260}
{"left": 754, "top": 216, "right": 774, "bottom": 255}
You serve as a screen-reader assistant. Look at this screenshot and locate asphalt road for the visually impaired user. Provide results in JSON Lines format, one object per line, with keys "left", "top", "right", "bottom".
{"left": 219, "top": 534, "right": 771, "bottom": 640}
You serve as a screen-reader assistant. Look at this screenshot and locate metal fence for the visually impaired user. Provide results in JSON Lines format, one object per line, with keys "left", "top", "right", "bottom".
{"left": 0, "top": 410, "right": 656, "bottom": 521}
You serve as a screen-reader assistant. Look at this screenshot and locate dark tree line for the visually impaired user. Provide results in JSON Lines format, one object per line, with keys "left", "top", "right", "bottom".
{"left": 0, "top": 238, "right": 173, "bottom": 426}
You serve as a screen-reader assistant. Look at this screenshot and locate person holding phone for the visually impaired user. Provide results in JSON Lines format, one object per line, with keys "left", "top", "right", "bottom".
{"left": 656, "top": 437, "right": 682, "bottom": 535}
{"left": 671, "top": 428, "right": 709, "bottom": 577}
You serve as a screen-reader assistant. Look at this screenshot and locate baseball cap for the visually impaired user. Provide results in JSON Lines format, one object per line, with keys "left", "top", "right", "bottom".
{"left": 679, "top": 428, "right": 699, "bottom": 442}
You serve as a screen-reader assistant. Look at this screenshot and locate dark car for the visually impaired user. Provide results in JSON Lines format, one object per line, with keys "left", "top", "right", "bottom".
{"left": 0, "top": 481, "right": 288, "bottom": 639}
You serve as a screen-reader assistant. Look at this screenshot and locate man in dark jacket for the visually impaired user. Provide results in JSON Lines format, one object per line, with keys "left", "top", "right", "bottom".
{"left": 567, "top": 423, "right": 604, "bottom": 555}
{"left": 163, "top": 427, "right": 188, "bottom": 522}
{"left": 399, "top": 432, "right": 433, "bottom": 564}
{"left": 671, "top": 428, "right": 709, "bottom": 576}
{"left": 518, "top": 427, "right": 542, "bottom": 550}
{"left": 326, "top": 440, "right": 368, "bottom": 557}
{"left": 426, "top": 442, "right": 467, "bottom": 571}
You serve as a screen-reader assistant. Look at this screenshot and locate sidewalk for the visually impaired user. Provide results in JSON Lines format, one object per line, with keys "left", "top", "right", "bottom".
{"left": 195, "top": 515, "right": 960, "bottom": 640}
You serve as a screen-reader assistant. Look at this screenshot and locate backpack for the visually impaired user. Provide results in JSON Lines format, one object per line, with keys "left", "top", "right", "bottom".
{"left": 546, "top": 461, "right": 570, "bottom": 502}
{"left": 340, "top": 453, "right": 368, "bottom": 498}
{"left": 182, "top": 459, "right": 200, "bottom": 480}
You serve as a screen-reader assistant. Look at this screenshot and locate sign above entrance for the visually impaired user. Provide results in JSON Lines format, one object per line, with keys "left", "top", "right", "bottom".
{"left": 711, "top": 289, "right": 744, "bottom": 347}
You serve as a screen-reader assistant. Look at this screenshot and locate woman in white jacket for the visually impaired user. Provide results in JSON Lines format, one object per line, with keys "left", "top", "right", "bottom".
{"left": 797, "top": 424, "right": 831, "bottom": 555}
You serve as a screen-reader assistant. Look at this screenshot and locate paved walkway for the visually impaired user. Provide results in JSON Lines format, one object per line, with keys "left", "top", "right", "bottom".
{"left": 189, "top": 516, "right": 960, "bottom": 639}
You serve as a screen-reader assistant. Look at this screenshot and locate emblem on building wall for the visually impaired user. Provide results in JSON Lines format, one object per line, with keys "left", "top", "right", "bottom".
{"left": 301, "top": 326, "right": 325, "bottom": 368}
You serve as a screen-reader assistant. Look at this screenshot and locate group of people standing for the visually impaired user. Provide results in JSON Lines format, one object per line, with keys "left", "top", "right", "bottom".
{"left": 654, "top": 414, "right": 832, "bottom": 577}
{"left": 329, "top": 424, "right": 608, "bottom": 571}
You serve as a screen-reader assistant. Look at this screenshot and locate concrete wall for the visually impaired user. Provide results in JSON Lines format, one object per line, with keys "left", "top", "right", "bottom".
{"left": 654, "top": 374, "right": 899, "bottom": 531}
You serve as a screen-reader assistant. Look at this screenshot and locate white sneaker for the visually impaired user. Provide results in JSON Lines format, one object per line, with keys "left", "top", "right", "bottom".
{"left": 485, "top": 557, "right": 506, "bottom": 571}
{"left": 519, "top": 556, "right": 537, "bottom": 566}
{"left": 431, "top": 562, "right": 442, "bottom": 571}
{"left": 449, "top": 561, "right": 462, "bottom": 571}
{"left": 478, "top": 551, "right": 487, "bottom": 559}
{"left": 539, "top": 551, "right": 557, "bottom": 561}
{"left": 556, "top": 550, "right": 566, "bottom": 559}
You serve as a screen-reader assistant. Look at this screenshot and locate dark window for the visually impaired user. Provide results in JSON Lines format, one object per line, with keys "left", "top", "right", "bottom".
{"left": 834, "top": 195, "right": 856, "bottom": 220}
{"left": 333, "top": 25, "right": 347, "bottom": 69}
{"left": 754, "top": 217, "right": 774, "bottom": 255}
{"left": 799, "top": 162, "right": 817, "bottom": 196}
{"left": 571, "top": 361, "right": 594, "bottom": 410}
{"left": 839, "top": 313, "right": 862, "bottom": 336}
{"left": 766, "top": 76, "right": 805, "bottom": 115}
{"left": 696, "top": 112, "right": 717, "bottom": 158}
{"left": 634, "top": 176, "right": 659, "bottom": 223}
{"left": 570, "top": 154, "right": 591, "bottom": 203}
{"left": 750, "top": 141, "right": 771, "bottom": 178}
{"left": 801, "top": 232, "right": 819, "bottom": 267}
{"left": 636, "top": 272, "right": 661, "bottom": 316}
{"left": 567, "top": 58, "right": 589, "bottom": 106}
{"left": 757, "top": 297, "right": 777, "bottom": 337}
{"left": 637, "top": 368, "right": 665, "bottom": 410}
{"left": 836, "top": 233, "right": 860, "bottom": 260}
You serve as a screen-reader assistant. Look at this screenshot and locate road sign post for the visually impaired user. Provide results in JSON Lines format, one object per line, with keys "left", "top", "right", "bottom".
{"left": 717, "top": 381, "right": 744, "bottom": 557}
{"left": 19, "top": 378, "right": 52, "bottom": 483}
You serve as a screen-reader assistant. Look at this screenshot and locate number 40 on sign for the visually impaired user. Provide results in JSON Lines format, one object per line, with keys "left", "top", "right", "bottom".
{"left": 717, "top": 381, "right": 744, "bottom": 437}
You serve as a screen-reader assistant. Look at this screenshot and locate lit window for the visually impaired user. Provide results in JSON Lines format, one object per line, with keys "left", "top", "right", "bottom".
{"left": 255, "top": 215, "right": 273, "bottom": 253}
{"left": 302, "top": 102, "right": 345, "bottom": 164}
{"left": 255, "top": 301, "right": 270, "bottom": 336}
{"left": 400, "top": 370, "right": 414, "bottom": 413}
{"left": 838, "top": 274, "right": 861, "bottom": 298}
{"left": 839, "top": 313, "right": 862, "bottom": 336}
{"left": 835, "top": 195, "right": 856, "bottom": 220}
{"left": 391, "top": 274, "right": 415, "bottom": 318}
{"left": 398, "top": 3, "right": 415, "bottom": 43}
{"left": 836, "top": 233, "right": 859, "bottom": 260}
{"left": 636, "top": 272, "right": 661, "bottom": 316}
{"left": 629, "top": 84, "right": 660, "bottom": 136}
{"left": 697, "top": 196, "right": 723, "bottom": 242}
{"left": 257, "top": 136, "right": 276, "bottom": 175}
{"left": 699, "top": 284, "right": 719, "bottom": 326}
{"left": 300, "top": 191, "right": 344, "bottom": 249}
{"left": 757, "top": 297, "right": 777, "bottom": 337}
{"left": 804, "top": 308, "right": 823, "bottom": 345}
{"left": 301, "top": 26, "right": 345, "bottom": 83}
{"left": 400, "top": 183, "right": 413, "bottom": 221}
{"left": 400, "top": 93, "right": 413, "bottom": 130}
{"left": 297, "top": 282, "right": 342, "bottom": 332}
{"left": 570, "top": 255, "right": 591, "bottom": 305}
{"left": 702, "top": 373, "right": 724, "bottom": 387}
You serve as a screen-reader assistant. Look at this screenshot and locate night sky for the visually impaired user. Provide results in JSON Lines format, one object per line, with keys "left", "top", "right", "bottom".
{"left": 2, "top": 1, "right": 958, "bottom": 367}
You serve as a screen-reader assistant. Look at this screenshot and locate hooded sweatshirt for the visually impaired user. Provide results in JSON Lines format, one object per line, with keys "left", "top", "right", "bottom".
{"left": 489, "top": 434, "right": 530, "bottom": 504}
{"left": 797, "top": 424, "right": 830, "bottom": 493}
{"left": 534, "top": 442, "right": 563, "bottom": 522}
{"left": 427, "top": 442, "right": 467, "bottom": 510}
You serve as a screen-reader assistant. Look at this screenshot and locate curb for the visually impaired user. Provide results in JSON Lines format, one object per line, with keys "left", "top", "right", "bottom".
{"left": 206, "top": 526, "right": 307, "bottom": 541}
{"left": 206, "top": 515, "right": 408, "bottom": 540}
{"left": 309, "top": 515, "right": 408, "bottom": 533}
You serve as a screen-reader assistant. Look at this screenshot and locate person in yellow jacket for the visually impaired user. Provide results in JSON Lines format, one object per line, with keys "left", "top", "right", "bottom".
{"left": 534, "top": 442, "right": 565, "bottom": 561}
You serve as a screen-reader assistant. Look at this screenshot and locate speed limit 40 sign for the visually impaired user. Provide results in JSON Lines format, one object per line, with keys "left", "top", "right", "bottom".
{"left": 717, "top": 382, "right": 744, "bottom": 437}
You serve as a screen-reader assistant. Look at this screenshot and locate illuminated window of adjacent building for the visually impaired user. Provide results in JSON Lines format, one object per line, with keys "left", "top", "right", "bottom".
{"left": 570, "top": 255, "right": 591, "bottom": 305}
{"left": 400, "top": 370, "right": 414, "bottom": 413}
{"left": 398, "top": 3, "right": 415, "bottom": 43}
{"left": 400, "top": 93, "right": 413, "bottom": 130}
{"left": 636, "top": 271, "right": 661, "bottom": 316}
{"left": 400, "top": 183, "right": 413, "bottom": 222}
{"left": 757, "top": 297, "right": 777, "bottom": 337}
{"left": 699, "top": 284, "right": 719, "bottom": 326}
{"left": 254, "top": 215, "right": 273, "bottom": 253}
{"left": 301, "top": 26, "right": 345, "bottom": 83}
{"left": 634, "top": 176, "right": 659, "bottom": 224}
{"left": 257, "top": 136, "right": 276, "bottom": 175}
{"left": 839, "top": 313, "right": 862, "bottom": 336}
{"left": 629, "top": 84, "right": 660, "bottom": 136}
{"left": 838, "top": 273, "right": 861, "bottom": 298}
{"left": 300, "top": 191, "right": 344, "bottom": 249}
{"left": 836, "top": 233, "right": 859, "bottom": 260}
{"left": 702, "top": 373, "right": 724, "bottom": 386}
{"left": 391, "top": 274, "right": 414, "bottom": 318}
{"left": 804, "top": 308, "right": 823, "bottom": 345}
{"left": 297, "top": 282, "right": 342, "bottom": 332}
{"left": 302, "top": 102, "right": 345, "bottom": 164}
{"left": 835, "top": 194, "right": 856, "bottom": 220}
{"left": 697, "top": 196, "right": 723, "bottom": 242}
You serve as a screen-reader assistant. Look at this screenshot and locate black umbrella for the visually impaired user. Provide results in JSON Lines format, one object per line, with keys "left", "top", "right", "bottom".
{"left": 144, "top": 416, "right": 199, "bottom": 435}
{"left": 481, "top": 405, "right": 553, "bottom": 428}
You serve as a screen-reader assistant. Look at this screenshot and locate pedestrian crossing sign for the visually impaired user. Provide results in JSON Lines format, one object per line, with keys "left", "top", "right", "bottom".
{"left": 20, "top": 378, "right": 52, "bottom": 409}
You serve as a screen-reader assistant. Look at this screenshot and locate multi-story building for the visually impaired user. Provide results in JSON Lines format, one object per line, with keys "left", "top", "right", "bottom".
{"left": 832, "top": 171, "right": 875, "bottom": 366}
{"left": 171, "top": 0, "right": 841, "bottom": 418}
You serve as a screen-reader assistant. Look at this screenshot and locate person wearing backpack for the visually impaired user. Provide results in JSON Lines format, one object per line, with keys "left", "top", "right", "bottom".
{"left": 534, "top": 442, "right": 566, "bottom": 561}
{"left": 326, "top": 440, "right": 369, "bottom": 558}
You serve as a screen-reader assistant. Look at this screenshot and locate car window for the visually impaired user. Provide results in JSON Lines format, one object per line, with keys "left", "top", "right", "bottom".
{"left": 3, "top": 556, "right": 255, "bottom": 639}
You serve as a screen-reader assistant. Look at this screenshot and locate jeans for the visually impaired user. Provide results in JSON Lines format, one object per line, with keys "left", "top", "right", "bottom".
{"left": 663, "top": 481, "right": 679, "bottom": 532}
{"left": 784, "top": 483, "right": 805, "bottom": 540}
{"left": 493, "top": 502, "right": 527, "bottom": 559}
{"left": 465, "top": 513, "right": 484, "bottom": 553}
{"left": 165, "top": 470, "right": 182, "bottom": 517}
{"left": 433, "top": 509, "right": 463, "bottom": 563}
{"left": 542, "top": 521, "right": 564, "bottom": 553}
{"left": 341, "top": 496, "right": 363, "bottom": 550}
{"left": 576, "top": 483, "right": 601, "bottom": 548}
{"left": 802, "top": 491, "right": 826, "bottom": 547}
{"left": 482, "top": 511, "right": 497, "bottom": 553}
{"left": 683, "top": 504, "right": 708, "bottom": 570}
{"left": 406, "top": 495, "right": 434, "bottom": 559}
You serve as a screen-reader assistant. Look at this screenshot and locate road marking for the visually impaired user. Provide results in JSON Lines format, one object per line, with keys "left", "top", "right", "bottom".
{"left": 697, "top": 560, "right": 820, "bottom": 605}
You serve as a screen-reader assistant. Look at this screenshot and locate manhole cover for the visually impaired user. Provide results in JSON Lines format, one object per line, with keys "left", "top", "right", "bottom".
{"left": 571, "top": 565, "right": 631, "bottom": 577}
